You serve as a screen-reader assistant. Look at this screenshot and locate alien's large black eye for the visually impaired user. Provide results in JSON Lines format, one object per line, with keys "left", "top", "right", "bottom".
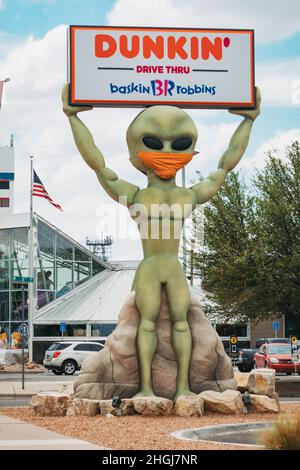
{"left": 142, "top": 136, "right": 163, "bottom": 150}
{"left": 171, "top": 137, "right": 193, "bottom": 151}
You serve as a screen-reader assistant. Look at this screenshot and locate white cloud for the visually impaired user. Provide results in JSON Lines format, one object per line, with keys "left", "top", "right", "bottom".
{"left": 257, "top": 59, "right": 300, "bottom": 107}
{"left": 241, "top": 128, "right": 300, "bottom": 172}
{"left": 0, "top": 24, "right": 241, "bottom": 260}
{"left": 107, "top": 0, "right": 300, "bottom": 44}
{"left": 0, "top": 23, "right": 299, "bottom": 261}
{"left": 0, "top": 0, "right": 4, "bottom": 10}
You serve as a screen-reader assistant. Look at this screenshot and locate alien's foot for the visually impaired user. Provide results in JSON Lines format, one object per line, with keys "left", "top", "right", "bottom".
{"left": 133, "top": 388, "right": 156, "bottom": 399}
{"left": 173, "top": 389, "right": 196, "bottom": 402}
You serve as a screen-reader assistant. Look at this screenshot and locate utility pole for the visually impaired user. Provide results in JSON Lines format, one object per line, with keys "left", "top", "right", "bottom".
{"left": 28, "top": 156, "right": 34, "bottom": 362}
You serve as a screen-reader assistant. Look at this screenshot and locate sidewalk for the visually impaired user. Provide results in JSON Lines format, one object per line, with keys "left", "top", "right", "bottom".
{"left": 0, "top": 415, "right": 106, "bottom": 450}
{"left": 0, "top": 380, "right": 73, "bottom": 398}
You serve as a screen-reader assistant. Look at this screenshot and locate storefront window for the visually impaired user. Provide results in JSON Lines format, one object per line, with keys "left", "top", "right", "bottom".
{"left": 11, "top": 289, "right": 28, "bottom": 321}
{"left": 0, "top": 292, "right": 9, "bottom": 321}
{"left": 38, "top": 221, "right": 55, "bottom": 256}
{"left": 0, "top": 229, "right": 10, "bottom": 259}
{"left": 12, "top": 228, "right": 28, "bottom": 264}
{"left": 75, "top": 262, "right": 91, "bottom": 286}
{"left": 56, "top": 235, "right": 73, "bottom": 260}
{"left": 0, "top": 260, "right": 10, "bottom": 290}
{"left": 56, "top": 260, "right": 73, "bottom": 297}
{"left": 216, "top": 324, "right": 248, "bottom": 337}
{"left": 0, "top": 323, "right": 9, "bottom": 349}
{"left": 75, "top": 247, "right": 90, "bottom": 262}
{"left": 92, "top": 259, "right": 105, "bottom": 276}
{"left": 91, "top": 323, "right": 116, "bottom": 337}
{"left": 10, "top": 322, "right": 27, "bottom": 349}
{"left": 34, "top": 323, "right": 86, "bottom": 337}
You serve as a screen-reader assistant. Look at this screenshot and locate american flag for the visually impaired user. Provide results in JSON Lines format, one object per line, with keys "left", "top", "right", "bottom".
{"left": 32, "top": 170, "right": 62, "bottom": 211}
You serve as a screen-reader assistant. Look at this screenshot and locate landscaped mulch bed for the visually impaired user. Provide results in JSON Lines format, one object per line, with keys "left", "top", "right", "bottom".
{"left": 1, "top": 403, "right": 299, "bottom": 450}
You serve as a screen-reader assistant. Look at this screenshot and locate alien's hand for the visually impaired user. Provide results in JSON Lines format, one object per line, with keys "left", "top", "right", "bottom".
{"left": 61, "top": 83, "right": 92, "bottom": 117}
{"left": 229, "top": 87, "right": 261, "bottom": 121}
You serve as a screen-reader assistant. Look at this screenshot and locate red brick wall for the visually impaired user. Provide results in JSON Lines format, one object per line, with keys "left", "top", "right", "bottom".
{"left": 250, "top": 316, "right": 285, "bottom": 348}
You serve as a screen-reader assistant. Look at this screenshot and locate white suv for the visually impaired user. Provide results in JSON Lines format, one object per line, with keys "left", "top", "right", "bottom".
{"left": 43, "top": 341, "right": 104, "bottom": 375}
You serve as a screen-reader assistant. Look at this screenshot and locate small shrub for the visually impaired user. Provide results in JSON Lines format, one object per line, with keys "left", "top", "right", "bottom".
{"left": 261, "top": 412, "right": 300, "bottom": 450}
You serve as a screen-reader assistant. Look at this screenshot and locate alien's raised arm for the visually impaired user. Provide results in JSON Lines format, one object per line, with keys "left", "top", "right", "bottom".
{"left": 190, "top": 87, "right": 261, "bottom": 204}
{"left": 62, "top": 84, "right": 140, "bottom": 206}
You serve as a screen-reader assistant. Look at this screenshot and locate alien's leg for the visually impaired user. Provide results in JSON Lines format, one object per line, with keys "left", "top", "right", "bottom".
{"left": 166, "top": 268, "right": 193, "bottom": 401}
{"left": 133, "top": 272, "right": 161, "bottom": 397}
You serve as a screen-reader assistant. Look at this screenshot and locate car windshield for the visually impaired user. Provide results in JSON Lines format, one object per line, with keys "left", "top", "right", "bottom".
{"left": 268, "top": 345, "right": 291, "bottom": 354}
{"left": 47, "top": 343, "right": 71, "bottom": 351}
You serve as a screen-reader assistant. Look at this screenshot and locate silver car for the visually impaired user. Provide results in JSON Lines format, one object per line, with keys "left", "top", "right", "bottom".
{"left": 43, "top": 341, "right": 104, "bottom": 375}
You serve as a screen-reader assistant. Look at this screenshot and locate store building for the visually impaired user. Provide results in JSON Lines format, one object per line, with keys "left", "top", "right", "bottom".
{"left": 0, "top": 143, "right": 14, "bottom": 216}
{"left": 0, "top": 212, "right": 108, "bottom": 356}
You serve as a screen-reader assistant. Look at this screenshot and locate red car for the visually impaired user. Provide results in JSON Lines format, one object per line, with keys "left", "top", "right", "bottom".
{"left": 254, "top": 342, "right": 300, "bottom": 374}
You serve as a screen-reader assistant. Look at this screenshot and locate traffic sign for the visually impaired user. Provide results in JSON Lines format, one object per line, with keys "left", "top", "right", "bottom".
{"left": 291, "top": 336, "right": 298, "bottom": 364}
{"left": 19, "top": 323, "right": 28, "bottom": 337}
{"left": 291, "top": 336, "right": 298, "bottom": 345}
{"left": 13, "top": 276, "right": 33, "bottom": 283}
{"left": 59, "top": 322, "right": 67, "bottom": 333}
{"left": 230, "top": 335, "right": 238, "bottom": 358}
{"left": 272, "top": 320, "right": 279, "bottom": 331}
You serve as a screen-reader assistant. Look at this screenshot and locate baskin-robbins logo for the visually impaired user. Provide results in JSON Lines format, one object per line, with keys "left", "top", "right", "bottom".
{"left": 110, "top": 81, "right": 216, "bottom": 96}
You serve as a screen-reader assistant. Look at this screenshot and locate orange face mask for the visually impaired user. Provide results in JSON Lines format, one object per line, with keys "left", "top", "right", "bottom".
{"left": 138, "top": 151, "right": 197, "bottom": 180}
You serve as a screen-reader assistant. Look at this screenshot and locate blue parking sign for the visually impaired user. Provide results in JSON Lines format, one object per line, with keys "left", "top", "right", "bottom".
{"left": 272, "top": 320, "right": 279, "bottom": 331}
{"left": 59, "top": 322, "right": 67, "bottom": 333}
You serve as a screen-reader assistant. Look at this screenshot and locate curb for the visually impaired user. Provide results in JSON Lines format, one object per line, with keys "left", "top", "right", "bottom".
{"left": 0, "top": 394, "right": 33, "bottom": 399}
{"left": 0, "top": 371, "right": 45, "bottom": 375}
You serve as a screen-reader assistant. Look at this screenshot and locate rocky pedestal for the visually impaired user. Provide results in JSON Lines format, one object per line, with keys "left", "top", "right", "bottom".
{"left": 174, "top": 395, "right": 204, "bottom": 417}
{"left": 199, "top": 390, "right": 244, "bottom": 415}
{"left": 247, "top": 369, "right": 276, "bottom": 397}
{"left": 249, "top": 394, "right": 279, "bottom": 413}
{"left": 66, "top": 398, "right": 100, "bottom": 417}
{"left": 132, "top": 397, "right": 173, "bottom": 416}
{"left": 30, "top": 392, "right": 71, "bottom": 416}
{"left": 74, "top": 289, "right": 236, "bottom": 400}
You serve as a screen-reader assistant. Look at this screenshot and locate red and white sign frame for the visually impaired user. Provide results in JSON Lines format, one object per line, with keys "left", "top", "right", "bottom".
{"left": 69, "top": 25, "right": 255, "bottom": 109}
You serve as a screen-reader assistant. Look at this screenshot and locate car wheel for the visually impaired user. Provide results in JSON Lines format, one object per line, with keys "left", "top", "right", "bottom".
{"left": 62, "top": 360, "right": 77, "bottom": 375}
{"left": 286, "top": 372, "right": 292, "bottom": 376}
{"left": 52, "top": 369, "right": 63, "bottom": 375}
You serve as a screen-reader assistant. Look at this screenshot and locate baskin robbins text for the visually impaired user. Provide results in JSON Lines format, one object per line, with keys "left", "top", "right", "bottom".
{"left": 110, "top": 81, "right": 216, "bottom": 96}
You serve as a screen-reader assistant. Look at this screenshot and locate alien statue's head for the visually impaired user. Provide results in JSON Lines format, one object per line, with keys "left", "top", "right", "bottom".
{"left": 126, "top": 106, "right": 198, "bottom": 180}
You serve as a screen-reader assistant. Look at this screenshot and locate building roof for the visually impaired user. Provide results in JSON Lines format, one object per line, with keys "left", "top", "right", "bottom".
{"left": 34, "top": 267, "right": 214, "bottom": 325}
{"left": 34, "top": 267, "right": 136, "bottom": 324}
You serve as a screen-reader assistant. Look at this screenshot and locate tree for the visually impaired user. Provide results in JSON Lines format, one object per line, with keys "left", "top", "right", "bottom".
{"left": 253, "top": 141, "right": 300, "bottom": 333}
{"left": 189, "top": 141, "right": 300, "bottom": 332}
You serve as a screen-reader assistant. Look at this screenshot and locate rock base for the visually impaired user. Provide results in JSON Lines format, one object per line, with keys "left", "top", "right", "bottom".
{"left": 74, "top": 289, "right": 237, "bottom": 400}
{"left": 30, "top": 392, "right": 71, "bottom": 417}
{"left": 30, "top": 390, "right": 280, "bottom": 417}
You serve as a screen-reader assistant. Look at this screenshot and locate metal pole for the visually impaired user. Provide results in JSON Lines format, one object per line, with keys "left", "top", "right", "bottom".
{"left": 28, "top": 156, "right": 34, "bottom": 362}
{"left": 21, "top": 285, "right": 25, "bottom": 390}
{"left": 182, "top": 167, "right": 187, "bottom": 276}
{"left": 275, "top": 328, "right": 277, "bottom": 339}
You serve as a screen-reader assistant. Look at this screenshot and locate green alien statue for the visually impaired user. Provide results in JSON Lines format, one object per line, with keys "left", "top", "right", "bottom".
{"left": 62, "top": 84, "right": 261, "bottom": 401}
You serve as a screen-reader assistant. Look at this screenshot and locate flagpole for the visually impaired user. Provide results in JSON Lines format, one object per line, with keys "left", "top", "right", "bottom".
{"left": 28, "top": 155, "right": 34, "bottom": 362}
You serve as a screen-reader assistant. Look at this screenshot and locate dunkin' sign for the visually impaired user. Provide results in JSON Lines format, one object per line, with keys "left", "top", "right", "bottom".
{"left": 68, "top": 26, "right": 255, "bottom": 108}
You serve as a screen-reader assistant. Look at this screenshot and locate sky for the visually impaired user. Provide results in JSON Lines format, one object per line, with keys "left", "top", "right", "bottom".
{"left": 0, "top": 0, "right": 300, "bottom": 261}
